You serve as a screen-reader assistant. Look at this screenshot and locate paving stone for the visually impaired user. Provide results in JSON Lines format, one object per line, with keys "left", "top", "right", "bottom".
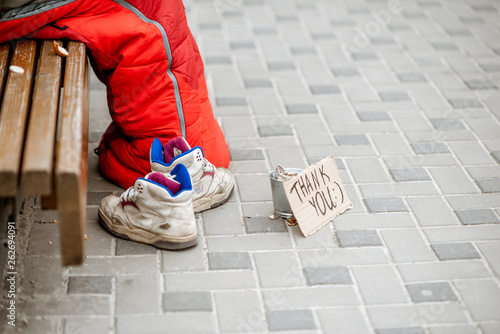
{"left": 116, "top": 313, "right": 216, "bottom": 333}
{"left": 205, "top": 56, "right": 232, "bottom": 65}
{"left": 431, "top": 42, "right": 458, "bottom": 51}
{"left": 427, "top": 324, "right": 479, "bottom": 334}
{"left": 27, "top": 223, "right": 61, "bottom": 257}
{"left": 244, "top": 79, "right": 272, "bottom": 88}
{"left": 207, "top": 234, "right": 292, "bottom": 252}
{"left": 19, "top": 255, "right": 64, "bottom": 296}
{"left": 480, "top": 323, "right": 500, "bottom": 334}
{"left": 456, "top": 209, "right": 499, "bottom": 225}
{"left": 163, "top": 292, "right": 212, "bottom": 312}
{"left": 243, "top": 216, "right": 288, "bottom": 233}
{"left": 406, "top": 282, "right": 457, "bottom": 303}
{"left": 20, "top": 295, "right": 110, "bottom": 316}
{"left": 381, "top": 229, "right": 435, "bottom": 263}
{"left": 476, "top": 241, "right": 500, "bottom": 276}
{"left": 352, "top": 52, "right": 379, "bottom": 60}
{"left": 116, "top": 274, "right": 160, "bottom": 315}
{"left": 4, "top": 318, "right": 60, "bottom": 334}
{"left": 230, "top": 148, "right": 265, "bottom": 161}
{"left": 448, "top": 142, "right": 495, "bottom": 165}
{"left": 285, "top": 104, "right": 317, "bottom": 114}
{"left": 390, "top": 168, "right": 431, "bottom": 182}
{"left": 477, "top": 178, "right": 500, "bottom": 193}
{"left": 397, "top": 261, "right": 490, "bottom": 282}
{"left": 317, "top": 307, "right": 371, "bottom": 333}
{"left": 235, "top": 174, "right": 273, "bottom": 202}
{"left": 465, "top": 80, "right": 497, "bottom": 90}
{"left": 291, "top": 46, "right": 316, "bottom": 55}
{"left": 479, "top": 63, "right": 500, "bottom": 71}
{"left": 431, "top": 120, "right": 466, "bottom": 131}
{"left": 230, "top": 41, "right": 255, "bottom": 49}
{"left": 267, "top": 310, "right": 317, "bottom": 331}
{"left": 87, "top": 191, "right": 113, "bottom": 206}
{"left": 70, "top": 256, "right": 158, "bottom": 275}
{"left": 268, "top": 62, "right": 296, "bottom": 71}
{"left": 364, "top": 197, "right": 408, "bottom": 213}
{"left": 335, "top": 134, "right": 370, "bottom": 145}
{"left": 448, "top": 98, "right": 482, "bottom": 108}
{"left": 367, "top": 303, "right": 467, "bottom": 327}
{"left": 431, "top": 242, "right": 481, "bottom": 261}
{"left": 347, "top": 158, "right": 390, "bottom": 183}
{"left": 375, "top": 328, "right": 425, "bottom": 334}
{"left": 357, "top": 111, "right": 392, "bottom": 122}
{"left": 397, "top": 73, "right": 426, "bottom": 82}
{"left": 304, "top": 266, "right": 353, "bottom": 285}
{"left": 215, "top": 291, "right": 266, "bottom": 332}
{"left": 202, "top": 203, "right": 244, "bottom": 235}
{"left": 63, "top": 317, "right": 111, "bottom": 334}
{"left": 258, "top": 124, "right": 293, "bottom": 136}
{"left": 379, "top": 92, "right": 411, "bottom": 101}
{"left": 208, "top": 252, "right": 252, "bottom": 270}
{"left": 68, "top": 276, "right": 112, "bottom": 294}
{"left": 84, "top": 220, "right": 113, "bottom": 256}
{"left": 115, "top": 238, "right": 157, "bottom": 256}
{"left": 407, "top": 196, "right": 459, "bottom": 227}
{"left": 263, "top": 286, "right": 359, "bottom": 310}
{"left": 454, "top": 279, "right": 500, "bottom": 321}
{"left": 372, "top": 134, "right": 413, "bottom": 155}
{"left": 493, "top": 151, "right": 500, "bottom": 163}
{"left": 310, "top": 85, "right": 341, "bottom": 95}
{"left": 411, "top": 142, "right": 450, "bottom": 154}
{"left": 429, "top": 167, "right": 477, "bottom": 194}
{"left": 337, "top": 230, "right": 382, "bottom": 247}
{"left": 299, "top": 248, "right": 389, "bottom": 267}
{"left": 216, "top": 97, "right": 247, "bottom": 106}
{"left": 332, "top": 67, "right": 359, "bottom": 76}
{"left": 254, "top": 251, "right": 304, "bottom": 288}
{"left": 161, "top": 242, "right": 205, "bottom": 273}
{"left": 165, "top": 271, "right": 256, "bottom": 291}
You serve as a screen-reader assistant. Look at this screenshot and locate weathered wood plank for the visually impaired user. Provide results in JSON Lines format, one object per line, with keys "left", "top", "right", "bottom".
{"left": 0, "top": 40, "right": 37, "bottom": 196}
{"left": 55, "top": 42, "right": 88, "bottom": 266}
{"left": 0, "top": 43, "right": 10, "bottom": 102}
{"left": 22, "top": 40, "right": 62, "bottom": 195}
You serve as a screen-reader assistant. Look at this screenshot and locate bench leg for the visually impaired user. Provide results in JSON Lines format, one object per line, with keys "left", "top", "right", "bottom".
{"left": 57, "top": 173, "right": 87, "bottom": 266}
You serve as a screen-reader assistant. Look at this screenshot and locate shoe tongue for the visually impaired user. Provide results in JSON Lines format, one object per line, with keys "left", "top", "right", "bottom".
{"left": 163, "top": 137, "right": 191, "bottom": 163}
{"left": 147, "top": 172, "right": 182, "bottom": 195}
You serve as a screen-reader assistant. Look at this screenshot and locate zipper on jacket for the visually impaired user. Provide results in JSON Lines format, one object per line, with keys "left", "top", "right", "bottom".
{"left": 112, "top": 0, "right": 187, "bottom": 139}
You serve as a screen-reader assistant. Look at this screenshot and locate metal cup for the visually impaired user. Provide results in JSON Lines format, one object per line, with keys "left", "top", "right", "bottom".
{"left": 268, "top": 168, "right": 303, "bottom": 218}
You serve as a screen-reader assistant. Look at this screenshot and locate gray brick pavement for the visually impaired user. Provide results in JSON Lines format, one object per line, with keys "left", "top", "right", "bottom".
{"left": 4, "top": 0, "right": 500, "bottom": 333}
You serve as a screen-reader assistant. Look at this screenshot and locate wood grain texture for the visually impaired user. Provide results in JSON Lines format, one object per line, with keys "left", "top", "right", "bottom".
{"left": 55, "top": 41, "right": 89, "bottom": 266}
{"left": 0, "top": 40, "right": 37, "bottom": 196}
{"left": 0, "top": 43, "right": 10, "bottom": 103}
{"left": 22, "top": 40, "right": 62, "bottom": 195}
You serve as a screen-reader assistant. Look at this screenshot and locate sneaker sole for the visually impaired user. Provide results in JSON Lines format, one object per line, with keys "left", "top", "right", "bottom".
{"left": 193, "top": 177, "right": 235, "bottom": 213}
{"left": 98, "top": 207, "right": 198, "bottom": 250}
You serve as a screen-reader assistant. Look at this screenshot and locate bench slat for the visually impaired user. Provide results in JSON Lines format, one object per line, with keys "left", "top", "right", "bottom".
{"left": 22, "top": 40, "right": 62, "bottom": 195}
{"left": 0, "top": 40, "right": 37, "bottom": 196}
{"left": 0, "top": 43, "right": 10, "bottom": 102}
{"left": 56, "top": 41, "right": 89, "bottom": 266}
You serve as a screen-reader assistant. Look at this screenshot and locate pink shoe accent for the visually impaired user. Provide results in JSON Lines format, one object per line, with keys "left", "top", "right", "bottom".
{"left": 163, "top": 137, "right": 191, "bottom": 163}
{"left": 148, "top": 172, "right": 182, "bottom": 194}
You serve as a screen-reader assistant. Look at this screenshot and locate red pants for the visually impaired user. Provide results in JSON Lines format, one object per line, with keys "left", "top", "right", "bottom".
{"left": 0, "top": 0, "right": 230, "bottom": 188}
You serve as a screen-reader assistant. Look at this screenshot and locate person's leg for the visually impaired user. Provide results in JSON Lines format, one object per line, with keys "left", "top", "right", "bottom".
{"left": 2, "top": 0, "right": 230, "bottom": 189}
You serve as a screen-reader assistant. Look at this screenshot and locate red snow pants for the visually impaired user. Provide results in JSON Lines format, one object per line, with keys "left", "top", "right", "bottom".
{"left": 0, "top": 0, "right": 230, "bottom": 188}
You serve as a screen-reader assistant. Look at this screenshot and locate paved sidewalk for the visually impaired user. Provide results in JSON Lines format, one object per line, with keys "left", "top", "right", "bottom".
{"left": 3, "top": 0, "right": 500, "bottom": 333}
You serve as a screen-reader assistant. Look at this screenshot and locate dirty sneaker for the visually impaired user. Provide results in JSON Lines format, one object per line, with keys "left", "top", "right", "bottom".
{"left": 150, "top": 137, "right": 234, "bottom": 213}
{"left": 98, "top": 164, "right": 197, "bottom": 250}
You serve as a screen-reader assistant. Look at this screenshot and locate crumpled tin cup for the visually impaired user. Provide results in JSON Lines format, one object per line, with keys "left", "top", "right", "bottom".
{"left": 268, "top": 168, "right": 303, "bottom": 218}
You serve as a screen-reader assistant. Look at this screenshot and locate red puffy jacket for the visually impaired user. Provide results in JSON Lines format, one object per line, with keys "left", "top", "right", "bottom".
{"left": 0, "top": 0, "right": 230, "bottom": 189}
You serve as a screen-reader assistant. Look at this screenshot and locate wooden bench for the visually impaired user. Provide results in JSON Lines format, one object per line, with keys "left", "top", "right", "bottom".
{"left": 0, "top": 39, "right": 89, "bottom": 266}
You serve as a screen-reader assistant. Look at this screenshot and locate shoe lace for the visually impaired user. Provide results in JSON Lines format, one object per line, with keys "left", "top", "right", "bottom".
{"left": 120, "top": 187, "right": 138, "bottom": 204}
{"left": 202, "top": 158, "right": 215, "bottom": 173}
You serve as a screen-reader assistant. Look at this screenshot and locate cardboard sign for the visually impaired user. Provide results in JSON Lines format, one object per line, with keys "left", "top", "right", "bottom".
{"left": 283, "top": 156, "right": 352, "bottom": 237}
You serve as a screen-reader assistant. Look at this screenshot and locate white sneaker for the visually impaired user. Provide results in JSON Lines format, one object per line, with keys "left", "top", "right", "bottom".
{"left": 150, "top": 137, "right": 235, "bottom": 212}
{"left": 98, "top": 165, "right": 197, "bottom": 250}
